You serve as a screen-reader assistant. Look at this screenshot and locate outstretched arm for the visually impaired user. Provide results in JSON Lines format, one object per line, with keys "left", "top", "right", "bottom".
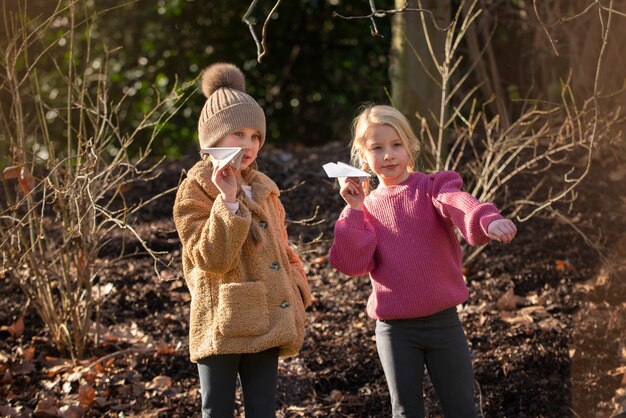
{"left": 430, "top": 171, "right": 508, "bottom": 246}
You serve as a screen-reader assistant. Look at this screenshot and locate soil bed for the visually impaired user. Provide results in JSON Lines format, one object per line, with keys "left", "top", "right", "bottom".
{"left": 1, "top": 142, "right": 625, "bottom": 417}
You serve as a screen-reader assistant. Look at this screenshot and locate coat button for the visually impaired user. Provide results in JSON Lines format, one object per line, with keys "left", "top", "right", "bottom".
{"left": 280, "top": 301, "right": 290, "bottom": 308}
{"left": 270, "top": 262, "right": 280, "bottom": 271}
{"left": 259, "top": 220, "right": 268, "bottom": 229}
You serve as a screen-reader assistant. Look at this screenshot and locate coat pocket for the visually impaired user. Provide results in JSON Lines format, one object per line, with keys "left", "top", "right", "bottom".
{"left": 216, "top": 282, "right": 270, "bottom": 338}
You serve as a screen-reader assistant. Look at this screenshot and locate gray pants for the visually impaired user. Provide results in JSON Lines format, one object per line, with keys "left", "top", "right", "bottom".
{"left": 197, "top": 348, "right": 279, "bottom": 418}
{"left": 375, "top": 308, "right": 478, "bottom": 418}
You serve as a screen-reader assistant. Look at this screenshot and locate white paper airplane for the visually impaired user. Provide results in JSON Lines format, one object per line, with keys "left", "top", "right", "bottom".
{"left": 322, "top": 162, "right": 370, "bottom": 183}
{"left": 201, "top": 147, "right": 244, "bottom": 171}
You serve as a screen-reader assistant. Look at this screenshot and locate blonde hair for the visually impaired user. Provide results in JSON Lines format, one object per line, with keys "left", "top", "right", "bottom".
{"left": 350, "top": 104, "right": 420, "bottom": 174}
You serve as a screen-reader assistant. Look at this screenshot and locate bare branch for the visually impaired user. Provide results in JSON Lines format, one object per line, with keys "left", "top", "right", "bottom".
{"left": 532, "top": 0, "right": 563, "bottom": 56}
{"left": 243, "top": 0, "right": 283, "bottom": 63}
{"left": 333, "top": 1, "right": 454, "bottom": 37}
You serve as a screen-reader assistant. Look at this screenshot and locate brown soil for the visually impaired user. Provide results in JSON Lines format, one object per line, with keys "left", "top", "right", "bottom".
{"left": 1, "top": 142, "right": 625, "bottom": 417}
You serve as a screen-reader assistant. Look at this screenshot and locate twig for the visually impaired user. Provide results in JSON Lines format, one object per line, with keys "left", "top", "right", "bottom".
{"left": 286, "top": 206, "right": 325, "bottom": 226}
{"left": 333, "top": 2, "right": 453, "bottom": 37}
{"left": 79, "top": 347, "right": 151, "bottom": 373}
{"left": 474, "top": 378, "right": 485, "bottom": 417}
{"left": 533, "top": 0, "right": 561, "bottom": 56}
{"left": 551, "top": 209, "right": 607, "bottom": 261}
{"left": 243, "top": 0, "right": 282, "bottom": 62}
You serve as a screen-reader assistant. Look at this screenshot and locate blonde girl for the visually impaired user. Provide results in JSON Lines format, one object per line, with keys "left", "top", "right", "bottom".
{"left": 329, "top": 105, "right": 516, "bottom": 418}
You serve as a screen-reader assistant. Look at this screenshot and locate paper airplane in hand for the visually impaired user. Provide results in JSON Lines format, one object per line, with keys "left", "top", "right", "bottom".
{"left": 201, "top": 147, "right": 244, "bottom": 171}
{"left": 322, "top": 162, "right": 370, "bottom": 183}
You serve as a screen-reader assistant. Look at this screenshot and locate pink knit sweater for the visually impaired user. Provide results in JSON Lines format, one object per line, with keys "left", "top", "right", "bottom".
{"left": 329, "top": 171, "right": 503, "bottom": 320}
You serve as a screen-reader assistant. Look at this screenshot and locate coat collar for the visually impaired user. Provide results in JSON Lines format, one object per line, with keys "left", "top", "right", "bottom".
{"left": 186, "top": 159, "right": 280, "bottom": 204}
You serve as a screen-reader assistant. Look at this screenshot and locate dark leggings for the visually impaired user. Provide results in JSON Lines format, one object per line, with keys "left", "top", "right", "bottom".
{"left": 375, "top": 308, "right": 478, "bottom": 418}
{"left": 196, "top": 347, "right": 279, "bottom": 418}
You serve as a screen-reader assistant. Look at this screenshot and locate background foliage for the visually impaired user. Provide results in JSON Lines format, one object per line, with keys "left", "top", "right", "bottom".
{"left": 4, "top": 0, "right": 624, "bottom": 161}
{"left": 90, "top": 0, "right": 392, "bottom": 157}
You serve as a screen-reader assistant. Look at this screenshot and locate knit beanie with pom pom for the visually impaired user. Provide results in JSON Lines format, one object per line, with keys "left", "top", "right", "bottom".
{"left": 197, "top": 63, "right": 266, "bottom": 149}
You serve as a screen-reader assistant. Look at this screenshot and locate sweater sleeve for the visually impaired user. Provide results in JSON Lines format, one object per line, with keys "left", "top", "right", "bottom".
{"left": 429, "top": 171, "right": 503, "bottom": 246}
{"left": 329, "top": 207, "right": 377, "bottom": 276}
{"left": 173, "top": 178, "right": 252, "bottom": 274}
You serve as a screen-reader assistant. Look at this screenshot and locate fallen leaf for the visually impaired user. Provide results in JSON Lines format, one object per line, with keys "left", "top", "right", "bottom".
{"left": 502, "top": 363, "right": 515, "bottom": 377}
{"left": 91, "top": 282, "right": 116, "bottom": 300}
{"left": 148, "top": 375, "right": 172, "bottom": 391}
{"left": 24, "top": 347, "right": 35, "bottom": 361}
{"left": 78, "top": 384, "right": 96, "bottom": 408}
{"left": 555, "top": 260, "right": 574, "bottom": 271}
{"left": 94, "top": 396, "right": 108, "bottom": 408}
{"left": 12, "top": 360, "right": 35, "bottom": 375}
{"left": 95, "top": 362, "right": 106, "bottom": 374}
{"left": 7, "top": 317, "right": 24, "bottom": 338}
{"left": 41, "top": 379, "right": 58, "bottom": 390}
{"left": 500, "top": 311, "right": 534, "bottom": 325}
{"left": 46, "top": 362, "right": 73, "bottom": 377}
{"left": 159, "top": 270, "right": 175, "bottom": 281}
{"left": 15, "top": 167, "right": 34, "bottom": 195}
{"left": 609, "top": 166, "right": 626, "bottom": 182}
{"left": 63, "top": 380, "right": 72, "bottom": 394}
{"left": 0, "top": 405, "right": 19, "bottom": 418}
{"left": 34, "top": 398, "right": 60, "bottom": 417}
{"left": 519, "top": 305, "right": 550, "bottom": 319}
{"left": 609, "top": 365, "right": 626, "bottom": 377}
{"left": 44, "top": 356, "right": 70, "bottom": 366}
{"left": 100, "top": 322, "right": 154, "bottom": 348}
{"left": 538, "top": 317, "right": 563, "bottom": 330}
{"left": 83, "top": 372, "right": 97, "bottom": 383}
{"left": 1, "top": 369, "right": 13, "bottom": 384}
{"left": 2, "top": 166, "right": 21, "bottom": 180}
{"left": 330, "top": 389, "right": 343, "bottom": 402}
{"left": 496, "top": 289, "right": 525, "bottom": 311}
{"left": 156, "top": 340, "right": 175, "bottom": 356}
{"left": 59, "top": 405, "right": 85, "bottom": 418}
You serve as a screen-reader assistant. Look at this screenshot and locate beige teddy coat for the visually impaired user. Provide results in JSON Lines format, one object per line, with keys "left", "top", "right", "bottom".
{"left": 173, "top": 160, "right": 312, "bottom": 362}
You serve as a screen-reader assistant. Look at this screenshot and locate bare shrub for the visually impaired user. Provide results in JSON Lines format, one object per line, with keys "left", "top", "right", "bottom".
{"left": 410, "top": 0, "right": 624, "bottom": 261}
{"left": 0, "top": 0, "right": 192, "bottom": 360}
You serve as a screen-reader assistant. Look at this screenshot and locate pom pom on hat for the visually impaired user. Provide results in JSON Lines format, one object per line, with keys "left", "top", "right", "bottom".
{"left": 201, "top": 63, "right": 246, "bottom": 98}
{"left": 197, "top": 62, "right": 266, "bottom": 150}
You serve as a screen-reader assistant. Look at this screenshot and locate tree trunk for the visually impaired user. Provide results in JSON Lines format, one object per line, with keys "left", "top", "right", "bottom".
{"left": 389, "top": 0, "right": 450, "bottom": 170}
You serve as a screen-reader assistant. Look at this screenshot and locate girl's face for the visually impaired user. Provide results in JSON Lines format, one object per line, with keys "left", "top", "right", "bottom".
{"left": 217, "top": 127, "right": 262, "bottom": 171}
{"left": 360, "top": 124, "right": 410, "bottom": 187}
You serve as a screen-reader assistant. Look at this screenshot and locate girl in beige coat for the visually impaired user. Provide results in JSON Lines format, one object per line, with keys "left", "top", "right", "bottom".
{"left": 173, "top": 63, "right": 311, "bottom": 418}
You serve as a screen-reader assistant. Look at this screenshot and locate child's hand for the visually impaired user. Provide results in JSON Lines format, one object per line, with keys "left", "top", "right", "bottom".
{"left": 340, "top": 177, "right": 366, "bottom": 210}
{"left": 487, "top": 218, "right": 517, "bottom": 243}
{"left": 212, "top": 163, "right": 237, "bottom": 203}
